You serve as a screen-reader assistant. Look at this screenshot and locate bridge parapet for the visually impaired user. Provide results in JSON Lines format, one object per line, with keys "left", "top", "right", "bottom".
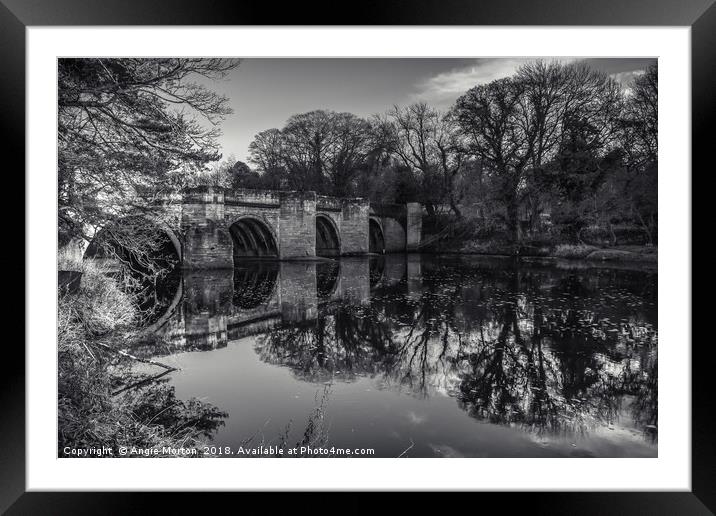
{"left": 316, "top": 195, "right": 342, "bottom": 212}
{"left": 136, "top": 186, "right": 183, "bottom": 205}
{"left": 225, "top": 188, "right": 281, "bottom": 207}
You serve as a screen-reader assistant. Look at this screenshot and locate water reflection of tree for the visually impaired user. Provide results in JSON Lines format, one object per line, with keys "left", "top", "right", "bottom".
{"left": 458, "top": 283, "right": 597, "bottom": 437}
{"left": 256, "top": 305, "right": 399, "bottom": 383}
{"left": 255, "top": 259, "right": 657, "bottom": 441}
{"left": 457, "top": 268, "right": 657, "bottom": 439}
{"left": 110, "top": 366, "right": 227, "bottom": 444}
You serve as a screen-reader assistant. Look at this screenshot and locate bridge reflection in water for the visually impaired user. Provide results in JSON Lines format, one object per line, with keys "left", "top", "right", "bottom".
{"left": 131, "top": 253, "right": 658, "bottom": 456}
{"left": 142, "top": 255, "right": 413, "bottom": 353}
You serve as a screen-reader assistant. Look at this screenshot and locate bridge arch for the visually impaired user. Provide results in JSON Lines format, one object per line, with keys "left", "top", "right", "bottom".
{"left": 229, "top": 216, "right": 278, "bottom": 261}
{"left": 84, "top": 215, "right": 181, "bottom": 264}
{"left": 369, "top": 218, "right": 385, "bottom": 254}
{"left": 84, "top": 215, "right": 182, "bottom": 329}
{"left": 315, "top": 213, "right": 341, "bottom": 257}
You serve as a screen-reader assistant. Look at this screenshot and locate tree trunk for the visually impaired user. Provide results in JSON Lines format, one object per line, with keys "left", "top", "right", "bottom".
{"left": 507, "top": 199, "right": 521, "bottom": 244}
{"left": 635, "top": 208, "right": 653, "bottom": 246}
{"left": 608, "top": 222, "right": 617, "bottom": 246}
{"left": 449, "top": 198, "right": 463, "bottom": 219}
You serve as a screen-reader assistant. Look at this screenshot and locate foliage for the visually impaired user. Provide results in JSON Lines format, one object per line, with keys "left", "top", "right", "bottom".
{"left": 384, "top": 103, "right": 467, "bottom": 217}
{"left": 237, "top": 60, "right": 657, "bottom": 248}
{"left": 60, "top": 58, "right": 658, "bottom": 266}
{"left": 248, "top": 110, "right": 375, "bottom": 196}
{"left": 58, "top": 265, "right": 226, "bottom": 455}
{"left": 58, "top": 57, "right": 238, "bottom": 249}
{"left": 452, "top": 61, "right": 624, "bottom": 242}
{"left": 253, "top": 258, "right": 658, "bottom": 438}
{"left": 59, "top": 260, "right": 137, "bottom": 337}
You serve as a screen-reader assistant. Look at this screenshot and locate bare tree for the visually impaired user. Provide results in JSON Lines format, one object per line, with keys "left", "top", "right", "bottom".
{"left": 617, "top": 63, "right": 658, "bottom": 244}
{"left": 621, "top": 64, "right": 658, "bottom": 168}
{"left": 387, "top": 103, "right": 467, "bottom": 218}
{"left": 248, "top": 110, "right": 373, "bottom": 196}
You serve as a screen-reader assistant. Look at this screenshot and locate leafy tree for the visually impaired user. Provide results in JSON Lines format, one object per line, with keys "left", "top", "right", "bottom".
{"left": 248, "top": 128, "right": 287, "bottom": 189}
{"left": 58, "top": 58, "right": 238, "bottom": 252}
{"left": 249, "top": 110, "right": 373, "bottom": 196}
{"left": 197, "top": 155, "right": 238, "bottom": 188}
{"left": 452, "top": 61, "right": 623, "bottom": 242}
{"left": 542, "top": 116, "right": 623, "bottom": 242}
{"left": 452, "top": 76, "right": 530, "bottom": 240}
{"left": 228, "top": 160, "right": 263, "bottom": 189}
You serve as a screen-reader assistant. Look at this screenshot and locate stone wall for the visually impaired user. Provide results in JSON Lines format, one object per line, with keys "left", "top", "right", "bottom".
{"left": 279, "top": 261, "right": 318, "bottom": 322}
{"left": 406, "top": 202, "right": 423, "bottom": 251}
{"left": 339, "top": 199, "right": 369, "bottom": 254}
{"left": 278, "top": 191, "right": 317, "bottom": 259}
{"left": 181, "top": 269, "right": 232, "bottom": 350}
{"left": 338, "top": 259, "right": 370, "bottom": 304}
{"left": 369, "top": 203, "right": 408, "bottom": 254}
{"left": 181, "top": 187, "right": 233, "bottom": 269}
{"left": 167, "top": 187, "right": 422, "bottom": 268}
{"left": 225, "top": 189, "right": 281, "bottom": 207}
{"left": 316, "top": 196, "right": 343, "bottom": 212}
{"left": 377, "top": 216, "right": 406, "bottom": 253}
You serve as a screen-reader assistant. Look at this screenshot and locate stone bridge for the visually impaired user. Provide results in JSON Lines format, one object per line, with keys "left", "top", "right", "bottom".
{"left": 150, "top": 186, "right": 423, "bottom": 268}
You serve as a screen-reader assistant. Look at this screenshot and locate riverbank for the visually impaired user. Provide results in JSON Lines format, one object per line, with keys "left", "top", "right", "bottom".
{"left": 58, "top": 261, "right": 225, "bottom": 456}
{"left": 439, "top": 240, "right": 658, "bottom": 265}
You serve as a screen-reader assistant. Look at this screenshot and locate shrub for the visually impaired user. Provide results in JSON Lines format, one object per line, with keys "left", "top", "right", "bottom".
{"left": 58, "top": 262, "right": 226, "bottom": 456}
{"left": 553, "top": 244, "right": 599, "bottom": 259}
{"left": 67, "top": 261, "right": 137, "bottom": 336}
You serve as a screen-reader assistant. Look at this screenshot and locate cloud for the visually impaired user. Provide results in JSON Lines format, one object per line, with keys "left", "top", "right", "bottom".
{"left": 408, "top": 58, "right": 572, "bottom": 107}
{"left": 610, "top": 69, "right": 645, "bottom": 88}
{"left": 409, "top": 57, "right": 649, "bottom": 107}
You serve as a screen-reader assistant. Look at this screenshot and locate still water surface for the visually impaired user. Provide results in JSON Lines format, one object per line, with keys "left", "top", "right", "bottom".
{"left": 134, "top": 254, "right": 657, "bottom": 457}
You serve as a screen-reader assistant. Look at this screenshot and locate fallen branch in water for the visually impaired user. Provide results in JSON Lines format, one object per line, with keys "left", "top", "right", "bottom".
{"left": 111, "top": 369, "right": 173, "bottom": 397}
{"left": 398, "top": 438, "right": 415, "bottom": 458}
{"left": 93, "top": 341, "right": 178, "bottom": 371}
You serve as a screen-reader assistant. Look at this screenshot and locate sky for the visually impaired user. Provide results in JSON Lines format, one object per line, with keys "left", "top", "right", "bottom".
{"left": 202, "top": 57, "right": 656, "bottom": 164}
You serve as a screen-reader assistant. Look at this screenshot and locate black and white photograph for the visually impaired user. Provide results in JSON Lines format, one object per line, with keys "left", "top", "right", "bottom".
{"left": 57, "top": 56, "right": 658, "bottom": 459}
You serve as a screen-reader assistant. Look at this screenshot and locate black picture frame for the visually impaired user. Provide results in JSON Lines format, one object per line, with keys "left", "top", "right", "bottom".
{"left": 3, "top": 0, "right": 708, "bottom": 512}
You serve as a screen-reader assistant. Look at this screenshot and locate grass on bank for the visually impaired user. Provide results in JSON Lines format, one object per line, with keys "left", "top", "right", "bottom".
{"left": 58, "top": 260, "right": 225, "bottom": 456}
{"left": 424, "top": 218, "right": 657, "bottom": 263}
{"left": 553, "top": 244, "right": 600, "bottom": 259}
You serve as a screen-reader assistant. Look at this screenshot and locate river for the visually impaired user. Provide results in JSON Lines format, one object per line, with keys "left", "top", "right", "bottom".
{"left": 129, "top": 253, "right": 658, "bottom": 458}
